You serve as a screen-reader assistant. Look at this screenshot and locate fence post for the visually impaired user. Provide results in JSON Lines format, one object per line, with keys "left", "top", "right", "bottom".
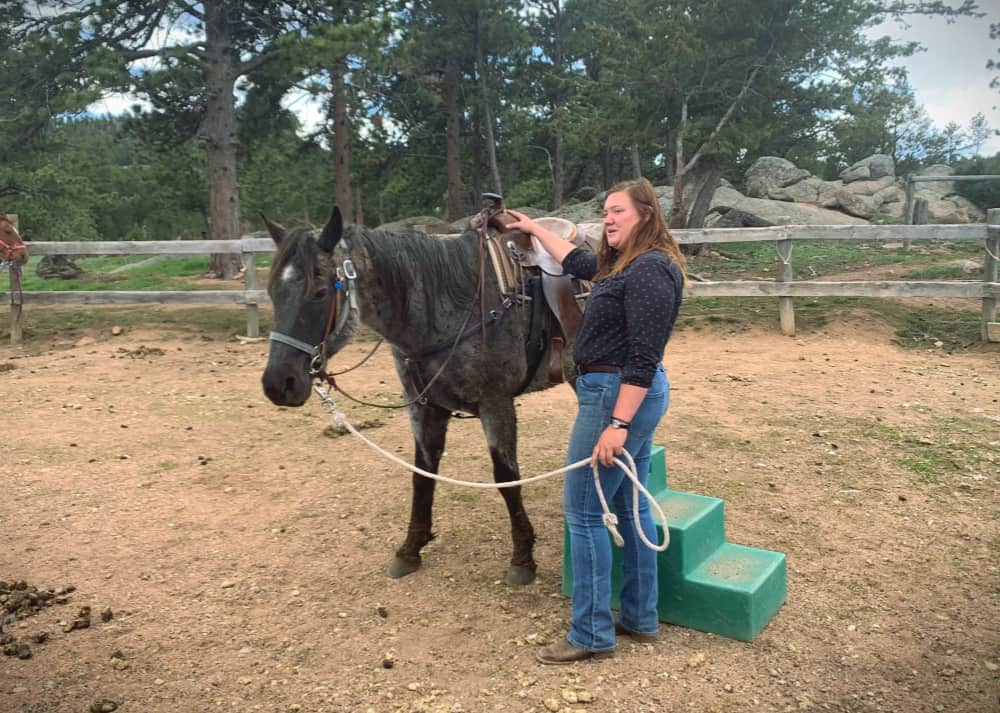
{"left": 985, "top": 208, "right": 999, "bottom": 342}
{"left": 777, "top": 236, "right": 795, "bottom": 336}
{"left": 903, "top": 174, "right": 914, "bottom": 225}
{"left": 7, "top": 214, "right": 22, "bottom": 345}
{"left": 243, "top": 249, "right": 259, "bottom": 338}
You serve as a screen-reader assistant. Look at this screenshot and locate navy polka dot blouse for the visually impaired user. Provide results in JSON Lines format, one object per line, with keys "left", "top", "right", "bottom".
{"left": 562, "top": 247, "right": 684, "bottom": 388}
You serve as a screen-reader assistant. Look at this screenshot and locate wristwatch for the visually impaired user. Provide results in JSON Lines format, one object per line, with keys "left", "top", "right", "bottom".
{"left": 609, "top": 418, "right": 630, "bottom": 430}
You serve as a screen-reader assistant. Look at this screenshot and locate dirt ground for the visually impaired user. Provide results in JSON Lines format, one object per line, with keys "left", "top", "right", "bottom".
{"left": 1, "top": 311, "right": 998, "bottom": 713}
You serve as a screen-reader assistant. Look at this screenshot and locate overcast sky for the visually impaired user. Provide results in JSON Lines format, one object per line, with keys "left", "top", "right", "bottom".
{"left": 870, "top": 9, "right": 999, "bottom": 155}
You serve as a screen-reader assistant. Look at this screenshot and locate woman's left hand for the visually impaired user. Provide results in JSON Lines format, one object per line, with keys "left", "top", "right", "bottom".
{"left": 593, "top": 426, "right": 628, "bottom": 467}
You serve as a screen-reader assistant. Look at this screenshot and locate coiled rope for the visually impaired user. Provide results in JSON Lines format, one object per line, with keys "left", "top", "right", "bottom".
{"left": 314, "top": 384, "right": 669, "bottom": 552}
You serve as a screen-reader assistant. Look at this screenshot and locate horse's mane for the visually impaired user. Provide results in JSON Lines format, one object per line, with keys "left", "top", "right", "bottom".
{"left": 269, "top": 224, "right": 480, "bottom": 333}
{"left": 354, "top": 227, "right": 477, "bottom": 318}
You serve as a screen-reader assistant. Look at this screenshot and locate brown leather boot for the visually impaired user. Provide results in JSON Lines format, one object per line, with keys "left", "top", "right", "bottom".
{"left": 536, "top": 638, "right": 614, "bottom": 665}
{"left": 614, "top": 620, "right": 658, "bottom": 644}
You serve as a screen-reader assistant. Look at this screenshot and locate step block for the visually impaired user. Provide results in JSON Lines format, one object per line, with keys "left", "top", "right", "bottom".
{"left": 562, "top": 489, "right": 726, "bottom": 598}
{"left": 648, "top": 445, "right": 667, "bottom": 492}
{"left": 560, "top": 441, "right": 787, "bottom": 641}
{"left": 661, "top": 542, "right": 787, "bottom": 642}
{"left": 654, "top": 490, "right": 726, "bottom": 577}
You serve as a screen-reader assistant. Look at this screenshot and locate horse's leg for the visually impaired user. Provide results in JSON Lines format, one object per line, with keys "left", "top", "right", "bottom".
{"left": 480, "top": 397, "right": 537, "bottom": 586}
{"left": 388, "top": 403, "right": 450, "bottom": 578}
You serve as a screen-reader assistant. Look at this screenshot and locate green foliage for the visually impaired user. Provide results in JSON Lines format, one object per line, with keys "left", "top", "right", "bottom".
{"left": 893, "top": 308, "right": 984, "bottom": 350}
{"left": 239, "top": 132, "right": 333, "bottom": 228}
{"left": 903, "top": 265, "right": 968, "bottom": 280}
{"left": 16, "top": 255, "right": 211, "bottom": 292}
{"left": 952, "top": 154, "right": 1000, "bottom": 210}
{"left": 4, "top": 0, "right": 985, "bottom": 237}
{"left": 1, "top": 306, "right": 264, "bottom": 342}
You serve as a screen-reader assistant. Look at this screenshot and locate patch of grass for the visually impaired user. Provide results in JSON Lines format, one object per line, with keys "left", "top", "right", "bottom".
{"left": 783, "top": 414, "right": 996, "bottom": 489}
{"left": 450, "top": 490, "right": 483, "bottom": 503}
{"left": 893, "top": 308, "right": 983, "bottom": 351}
{"left": 899, "top": 458, "right": 941, "bottom": 484}
{"left": 988, "top": 534, "right": 1000, "bottom": 564}
{"left": 845, "top": 579, "right": 868, "bottom": 595}
{"left": 1, "top": 305, "right": 271, "bottom": 342}
{"left": 903, "top": 265, "right": 969, "bottom": 280}
{"left": 689, "top": 239, "right": 985, "bottom": 281}
{"left": 675, "top": 296, "right": 987, "bottom": 352}
{"left": 15, "top": 255, "right": 217, "bottom": 292}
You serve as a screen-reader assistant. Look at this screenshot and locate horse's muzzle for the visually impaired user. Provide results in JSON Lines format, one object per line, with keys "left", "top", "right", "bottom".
{"left": 262, "top": 364, "right": 311, "bottom": 406}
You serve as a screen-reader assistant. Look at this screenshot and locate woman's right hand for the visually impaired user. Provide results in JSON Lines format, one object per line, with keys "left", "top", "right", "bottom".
{"left": 503, "top": 209, "right": 540, "bottom": 236}
{"left": 502, "top": 208, "right": 577, "bottom": 263}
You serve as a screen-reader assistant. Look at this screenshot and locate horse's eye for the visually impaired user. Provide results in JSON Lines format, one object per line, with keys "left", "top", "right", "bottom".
{"left": 313, "top": 287, "right": 328, "bottom": 301}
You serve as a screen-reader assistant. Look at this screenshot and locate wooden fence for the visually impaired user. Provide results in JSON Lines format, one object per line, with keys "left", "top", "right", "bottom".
{"left": 4, "top": 213, "right": 1000, "bottom": 345}
{"left": 903, "top": 174, "right": 1000, "bottom": 225}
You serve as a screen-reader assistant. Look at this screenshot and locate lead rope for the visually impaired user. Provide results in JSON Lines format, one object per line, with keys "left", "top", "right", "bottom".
{"left": 314, "top": 384, "right": 669, "bottom": 552}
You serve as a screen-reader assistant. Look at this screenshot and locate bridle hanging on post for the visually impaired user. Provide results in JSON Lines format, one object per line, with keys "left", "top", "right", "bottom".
{"left": 0, "top": 216, "right": 27, "bottom": 324}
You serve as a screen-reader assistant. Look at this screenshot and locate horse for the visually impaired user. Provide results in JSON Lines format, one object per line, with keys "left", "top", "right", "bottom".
{"left": 260, "top": 206, "right": 580, "bottom": 585}
{"left": 0, "top": 214, "right": 28, "bottom": 266}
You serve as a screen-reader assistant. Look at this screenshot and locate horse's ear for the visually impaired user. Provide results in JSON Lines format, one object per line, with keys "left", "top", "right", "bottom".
{"left": 318, "top": 206, "right": 343, "bottom": 254}
{"left": 261, "top": 213, "right": 287, "bottom": 245}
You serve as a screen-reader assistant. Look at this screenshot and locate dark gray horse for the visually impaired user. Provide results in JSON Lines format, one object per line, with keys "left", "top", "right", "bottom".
{"left": 261, "top": 207, "right": 566, "bottom": 585}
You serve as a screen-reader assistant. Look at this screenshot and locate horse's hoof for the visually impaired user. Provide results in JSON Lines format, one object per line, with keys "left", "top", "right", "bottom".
{"left": 388, "top": 555, "right": 421, "bottom": 579}
{"left": 505, "top": 565, "right": 536, "bottom": 586}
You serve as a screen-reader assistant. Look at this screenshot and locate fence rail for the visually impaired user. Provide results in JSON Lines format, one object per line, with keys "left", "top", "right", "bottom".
{"left": 5, "top": 217, "right": 1000, "bottom": 344}
{"left": 903, "top": 174, "right": 1000, "bottom": 225}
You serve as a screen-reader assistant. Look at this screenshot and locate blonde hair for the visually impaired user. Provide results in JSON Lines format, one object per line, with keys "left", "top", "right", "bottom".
{"left": 594, "top": 178, "right": 687, "bottom": 284}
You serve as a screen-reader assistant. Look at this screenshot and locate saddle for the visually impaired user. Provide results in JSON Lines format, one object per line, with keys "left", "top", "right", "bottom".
{"left": 474, "top": 195, "right": 593, "bottom": 385}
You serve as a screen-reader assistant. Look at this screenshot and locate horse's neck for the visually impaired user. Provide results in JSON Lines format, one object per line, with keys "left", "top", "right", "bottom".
{"left": 347, "top": 231, "right": 478, "bottom": 351}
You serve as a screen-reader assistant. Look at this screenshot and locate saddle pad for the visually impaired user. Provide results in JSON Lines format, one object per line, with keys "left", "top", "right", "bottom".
{"left": 486, "top": 230, "right": 591, "bottom": 299}
{"left": 485, "top": 231, "right": 524, "bottom": 298}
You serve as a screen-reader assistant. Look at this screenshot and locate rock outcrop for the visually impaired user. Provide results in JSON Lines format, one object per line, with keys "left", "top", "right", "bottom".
{"left": 742, "top": 154, "right": 982, "bottom": 224}
{"left": 432, "top": 155, "right": 983, "bottom": 235}
{"left": 705, "top": 185, "right": 868, "bottom": 227}
{"left": 378, "top": 215, "right": 462, "bottom": 234}
{"left": 911, "top": 165, "right": 984, "bottom": 224}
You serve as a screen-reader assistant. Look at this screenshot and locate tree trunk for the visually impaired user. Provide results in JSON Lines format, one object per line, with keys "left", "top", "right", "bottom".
{"left": 354, "top": 184, "right": 364, "bottom": 226}
{"left": 553, "top": 123, "right": 565, "bottom": 208}
{"left": 668, "top": 98, "right": 688, "bottom": 230}
{"left": 471, "top": 112, "right": 483, "bottom": 207}
{"left": 550, "top": 0, "right": 565, "bottom": 209}
{"left": 475, "top": 13, "right": 502, "bottom": 196}
{"left": 331, "top": 61, "right": 352, "bottom": 223}
{"left": 444, "top": 57, "right": 463, "bottom": 221}
{"left": 685, "top": 158, "right": 723, "bottom": 230}
{"left": 599, "top": 136, "right": 611, "bottom": 190}
{"left": 203, "top": 1, "right": 243, "bottom": 279}
{"left": 631, "top": 144, "right": 642, "bottom": 178}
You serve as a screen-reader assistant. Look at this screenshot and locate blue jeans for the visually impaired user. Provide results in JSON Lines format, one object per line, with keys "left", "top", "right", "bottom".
{"left": 564, "top": 366, "right": 668, "bottom": 652}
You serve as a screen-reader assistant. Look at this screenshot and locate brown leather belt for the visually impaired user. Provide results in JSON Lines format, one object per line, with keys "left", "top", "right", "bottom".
{"left": 576, "top": 363, "right": 621, "bottom": 375}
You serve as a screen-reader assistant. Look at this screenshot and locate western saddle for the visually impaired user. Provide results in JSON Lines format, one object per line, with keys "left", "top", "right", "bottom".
{"left": 474, "top": 194, "right": 596, "bottom": 386}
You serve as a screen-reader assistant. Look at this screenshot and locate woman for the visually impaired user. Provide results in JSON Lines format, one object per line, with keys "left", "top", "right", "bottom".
{"left": 506, "top": 177, "right": 686, "bottom": 664}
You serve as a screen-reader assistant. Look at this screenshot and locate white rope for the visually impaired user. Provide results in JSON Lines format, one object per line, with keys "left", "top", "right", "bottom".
{"left": 986, "top": 240, "right": 1000, "bottom": 263}
{"left": 775, "top": 240, "right": 793, "bottom": 266}
{"left": 314, "top": 385, "right": 669, "bottom": 552}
